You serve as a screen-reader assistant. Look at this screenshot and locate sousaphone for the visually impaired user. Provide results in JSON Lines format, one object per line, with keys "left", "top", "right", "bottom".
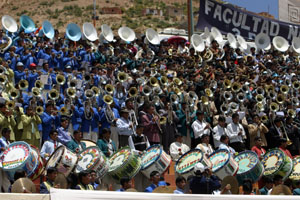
{"left": 145, "top": 28, "right": 160, "bottom": 45}
{"left": 236, "top": 35, "right": 247, "bottom": 50}
{"left": 272, "top": 36, "right": 289, "bottom": 52}
{"left": 191, "top": 34, "right": 205, "bottom": 52}
{"left": 20, "top": 15, "right": 35, "bottom": 33}
{"left": 1, "top": 15, "right": 18, "bottom": 33}
{"left": 210, "top": 27, "right": 223, "bottom": 44}
{"left": 118, "top": 26, "right": 135, "bottom": 42}
{"left": 227, "top": 33, "right": 237, "bottom": 49}
{"left": 255, "top": 32, "right": 270, "bottom": 50}
{"left": 66, "top": 23, "right": 82, "bottom": 42}
{"left": 292, "top": 37, "right": 300, "bottom": 54}
{"left": 82, "top": 22, "right": 98, "bottom": 41}
{"left": 39, "top": 20, "right": 54, "bottom": 39}
{"left": 100, "top": 24, "right": 114, "bottom": 42}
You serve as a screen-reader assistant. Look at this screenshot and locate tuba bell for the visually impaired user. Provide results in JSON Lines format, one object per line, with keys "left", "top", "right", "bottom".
{"left": 117, "top": 72, "right": 128, "bottom": 83}
{"left": 205, "top": 88, "right": 213, "bottom": 98}
{"left": 292, "top": 81, "right": 300, "bottom": 90}
{"left": 280, "top": 85, "right": 289, "bottom": 94}
{"left": 288, "top": 109, "right": 296, "bottom": 118}
{"left": 103, "top": 94, "right": 113, "bottom": 105}
{"left": 68, "top": 79, "right": 77, "bottom": 88}
{"left": 220, "top": 103, "right": 229, "bottom": 114}
{"left": 56, "top": 74, "right": 66, "bottom": 85}
{"left": 188, "top": 91, "right": 198, "bottom": 101}
{"left": 256, "top": 94, "right": 265, "bottom": 103}
{"left": 201, "top": 96, "right": 209, "bottom": 105}
{"left": 85, "top": 89, "right": 94, "bottom": 99}
{"left": 67, "top": 87, "right": 76, "bottom": 98}
{"left": 223, "top": 91, "right": 233, "bottom": 101}
{"left": 48, "top": 89, "right": 59, "bottom": 101}
{"left": 170, "top": 94, "right": 179, "bottom": 104}
{"left": 223, "top": 79, "right": 231, "bottom": 89}
{"left": 36, "top": 106, "right": 44, "bottom": 115}
{"left": 32, "top": 87, "right": 41, "bottom": 97}
{"left": 256, "top": 87, "right": 265, "bottom": 96}
{"left": 270, "top": 102, "right": 279, "bottom": 112}
{"left": 261, "top": 115, "right": 268, "bottom": 123}
{"left": 19, "top": 79, "right": 28, "bottom": 90}
{"left": 231, "top": 82, "right": 241, "bottom": 93}
{"left": 9, "top": 88, "right": 19, "bottom": 100}
{"left": 128, "top": 87, "right": 138, "bottom": 97}
{"left": 91, "top": 86, "right": 100, "bottom": 97}
{"left": 159, "top": 116, "right": 167, "bottom": 125}
{"left": 35, "top": 80, "right": 44, "bottom": 90}
{"left": 229, "top": 102, "right": 239, "bottom": 112}
{"left": 237, "top": 92, "right": 245, "bottom": 103}
{"left": 142, "top": 85, "right": 152, "bottom": 96}
{"left": 160, "top": 76, "right": 168, "bottom": 86}
{"left": 149, "top": 77, "right": 159, "bottom": 87}
{"left": 173, "top": 78, "right": 182, "bottom": 86}
{"left": 105, "top": 84, "right": 114, "bottom": 95}
{"left": 0, "top": 74, "right": 7, "bottom": 84}
{"left": 276, "top": 94, "right": 285, "bottom": 105}
{"left": 6, "top": 100, "right": 15, "bottom": 110}
{"left": 0, "top": 65, "right": 7, "bottom": 75}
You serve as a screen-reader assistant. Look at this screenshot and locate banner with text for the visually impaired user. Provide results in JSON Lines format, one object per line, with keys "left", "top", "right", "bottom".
{"left": 197, "top": 0, "right": 300, "bottom": 42}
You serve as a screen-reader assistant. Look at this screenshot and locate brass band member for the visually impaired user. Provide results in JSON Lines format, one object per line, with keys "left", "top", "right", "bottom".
{"left": 248, "top": 114, "right": 269, "bottom": 149}
{"left": 227, "top": 113, "right": 246, "bottom": 152}
{"left": 140, "top": 104, "right": 160, "bottom": 145}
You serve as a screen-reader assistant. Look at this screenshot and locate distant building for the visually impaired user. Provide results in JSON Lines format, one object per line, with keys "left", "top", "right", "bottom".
{"left": 101, "top": 7, "right": 122, "bottom": 15}
{"left": 142, "top": 8, "right": 163, "bottom": 16}
{"left": 165, "top": 6, "right": 184, "bottom": 19}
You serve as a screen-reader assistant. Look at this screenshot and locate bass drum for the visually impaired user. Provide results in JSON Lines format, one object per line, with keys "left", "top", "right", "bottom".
{"left": 45, "top": 146, "right": 78, "bottom": 177}
{"left": 28, "top": 145, "right": 44, "bottom": 181}
{"left": 75, "top": 146, "right": 109, "bottom": 179}
{"left": 81, "top": 139, "right": 97, "bottom": 148}
{"left": 234, "top": 151, "right": 264, "bottom": 185}
{"left": 175, "top": 149, "right": 212, "bottom": 179}
{"left": 262, "top": 148, "right": 293, "bottom": 181}
{"left": 108, "top": 147, "right": 141, "bottom": 182}
{"left": 289, "top": 156, "right": 300, "bottom": 183}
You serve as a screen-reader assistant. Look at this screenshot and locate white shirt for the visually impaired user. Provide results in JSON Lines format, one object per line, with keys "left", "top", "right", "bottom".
{"left": 219, "top": 143, "right": 236, "bottom": 156}
{"left": 40, "top": 139, "right": 62, "bottom": 160}
{"left": 191, "top": 119, "right": 210, "bottom": 139}
{"left": 213, "top": 125, "right": 229, "bottom": 148}
{"left": 226, "top": 122, "right": 246, "bottom": 143}
{"left": 170, "top": 142, "right": 190, "bottom": 161}
{"left": 196, "top": 143, "right": 214, "bottom": 156}
{"left": 116, "top": 117, "right": 133, "bottom": 136}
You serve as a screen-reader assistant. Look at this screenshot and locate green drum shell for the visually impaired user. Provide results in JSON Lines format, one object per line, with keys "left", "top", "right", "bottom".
{"left": 108, "top": 147, "right": 141, "bottom": 181}
{"left": 262, "top": 148, "right": 293, "bottom": 181}
{"left": 234, "top": 151, "right": 264, "bottom": 185}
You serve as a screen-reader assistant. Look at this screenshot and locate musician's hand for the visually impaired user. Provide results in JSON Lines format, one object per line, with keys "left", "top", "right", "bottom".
{"left": 45, "top": 153, "right": 49, "bottom": 157}
{"left": 75, "top": 148, "right": 79, "bottom": 153}
{"left": 0, "top": 147, "right": 5, "bottom": 152}
{"left": 238, "top": 131, "right": 242, "bottom": 136}
{"left": 205, "top": 124, "right": 210, "bottom": 129}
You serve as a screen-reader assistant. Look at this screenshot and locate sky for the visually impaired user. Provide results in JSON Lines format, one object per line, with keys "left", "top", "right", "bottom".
{"left": 223, "top": 0, "right": 279, "bottom": 19}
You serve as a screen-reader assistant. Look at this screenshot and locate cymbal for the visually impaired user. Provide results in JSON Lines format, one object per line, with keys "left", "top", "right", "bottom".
{"left": 153, "top": 186, "right": 174, "bottom": 193}
{"left": 221, "top": 176, "right": 239, "bottom": 194}
{"left": 11, "top": 178, "right": 36, "bottom": 193}
{"left": 271, "top": 184, "right": 292, "bottom": 195}
{"left": 54, "top": 172, "right": 68, "bottom": 189}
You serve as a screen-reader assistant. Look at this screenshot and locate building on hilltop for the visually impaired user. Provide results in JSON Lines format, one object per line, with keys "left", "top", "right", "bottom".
{"left": 101, "top": 7, "right": 122, "bottom": 15}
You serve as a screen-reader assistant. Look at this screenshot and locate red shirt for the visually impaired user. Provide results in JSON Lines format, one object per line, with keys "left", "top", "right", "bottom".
{"left": 251, "top": 145, "right": 266, "bottom": 159}
{"left": 279, "top": 147, "right": 293, "bottom": 159}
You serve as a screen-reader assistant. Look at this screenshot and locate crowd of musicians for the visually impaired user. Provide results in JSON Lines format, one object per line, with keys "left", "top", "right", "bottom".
{"left": 1, "top": 19, "right": 300, "bottom": 195}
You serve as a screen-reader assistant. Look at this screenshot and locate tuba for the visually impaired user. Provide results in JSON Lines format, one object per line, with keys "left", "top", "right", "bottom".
{"left": 56, "top": 74, "right": 66, "bottom": 85}
{"left": 9, "top": 88, "right": 19, "bottom": 100}
{"left": 105, "top": 84, "right": 114, "bottom": 95}
{"left": 36, "top": 106, "right": 44, "bottom": 115}
{"left": 128, "top": 87, "right": 138, "bottom": 97}
{"left": 19, "top": 79, "right": 28, "bottom": 90}
{"left": 35, "top": 80, "right": 44, "bottom": 90}
{"left": 142, "top": 85, "right": 152, "bottom": 96}
{"left": 48, "top": 89, "right": 59, "bottom": 101}
{"left": 103, "top": 94, "right": 115, "bottom": 123}
{"left": 32, "top": 87, "right": 41, "bottom": 98}
{"left": 149, "top": 77, "right": 159, "bottom": 87}
{"left": 231, "top": 82, "right": 241, "bottom": 93}
{"left": 276, "top": 94, "right": 285, "bottom": 105}
{"left": 287, "top": 109, "right": 296, "bottom": 118}
{"left": 117, "top": 72, "right": 128, "bottom": 83}
{"left": 270, "top": 102, "right": 279, "bottom": 112}
{"left": 67, "top": 87, "right": 76, "bottom": 99}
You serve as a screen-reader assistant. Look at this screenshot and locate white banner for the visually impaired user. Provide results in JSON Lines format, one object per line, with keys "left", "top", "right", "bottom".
{"left": 0, "top": 194, "right": 49, "bottom": 200}
{"left": 279, "top": 0, "right": 300, "bottom": 24}
{"left": 50, "top": 188, "right": 300, "bottom": 200}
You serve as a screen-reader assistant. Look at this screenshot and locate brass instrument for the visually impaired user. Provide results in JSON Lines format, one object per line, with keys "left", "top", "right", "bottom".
{"left": 152, "top": 96, "right": 161, "bottom": 107}
{"left": 173, "top": 78, "right": 182, "bottom": 86}
{"left": 223, "top": 91, "right": 233, "bottom": 101}
{"left": 91, "top": 86, "right": 100, "bottom": 97}
{"left": 223, "top": 79, "right": 231, "bottom": 89}
{"left": 201, "top": 96, "right": 209, "bottom": 106}
{"left": 19, "top": 79, "right": 29, "bottom": 90}
{"left": 292, "top": 97, "right": 299, "bottom": 106}
{"left": 6, "top": 100, "right": 15, "bottom": 110}
{"left": 35, "top": 80, "right": 44, "bottom": 90}
{"left": 84, "top": 73, "right": 92, "bottom": 82}
{"left": 128, "top": 87, "right": 138, "bottom": 97}
{"left": 149, "top": 77, "right": 159, "bottom": 87}
{"left": 159, "top": 116, "right": 167, "bottom": 125}
{"left": 229, "top": 102, "right": 239, "bottom": 113}
{"left": 60, "top": 106, "right": 72, "bottom": 116}
{"left": 188, "top": 91, "right": 198, "bottom": 101}
{"left": 56, "top": 74, "right": 66, "bottom": 85}
{"left": 117, "top": 72, "right": 128, "bottom": 83}
{"left": 68, "top": 79, "right": 77, "bottom": 88}
{"left": 292, "top": 81, "right": 300, "bottom": 90}
{"left": 256, "top": 102, "right": 265, "bottom": 112}
{"left": 265, "top": 85, "right": 275, "bottom": 93}
{"left": 270, "top": 102, "right": 279, "bottom": 112}
{"left": 105, "top": 84, "right": 115, "bottom": 95}
{"left": 160, "top": 76, "right": 168, "bottom": 86}
{"left": 48, "top": 89, "right": 59, "bottom": 101}
{"left": 256, "top": 87, "right": 265, "bottom": 96}
{"left": 0, "top": 74, "right": 6, "bottom": 85}
{"left": 261, "top": 115, "right": 268, "bottom": 124}
{"left": 173, "top": 87, "right": 182, "bottom": 95}
{"left": 203, "top": 48, "right": 213, "bottom": 62}
{"left": 137, "top": 77, "right": 146, "bottom": 86}
{"left": 220, "top": 103, "right": 229, "bottom": 114}
{"left": 287, "top": 109, "right": 296, "bottom": 118}
{"left": 67, "top": 87, "right": 76, "bottom": 98}
{"left": 85, "top": 89, "right": 94, "bottom": 99}
{"left": 9, "top": 89, "right": 20, "bottom": 100}
{"left": 281, "top": 121, "right": 292, "bottom": 145}
{"left": 256, "top": 94, "right": 265, "bottom": 103}
{"left": 153, "top": 86, "right": 163, "bottom": 95}
{"left": 84, "top": 100, "right": 93, "bottom": 120}
{"left": 0, "top": 65, "right": 7, "bottom": 75}
{"left": 142, "top": 85, "right": 152, "bottom": 96}
{"left": 231, "top": 82, "right": 241, "bottom": 93}
{"left": 32, "top": 87, "right": 41, "bottom": 97}
{"left": 242, "top": 85, "right": 249, "bottom": 93}
{"left": 205, "top": 88, "right": 213, "bottom": 98}
{"left": 268, "top": 90, "right": 277, "bottom": 99}
{"left": 276, "top": 94, "right": 285, "bottom": 105}
{"left": 36, "top": 106, "right": 44, "bottom": 115}
{"left": 77, "top": 56, "right": 82, "bottom": 61}
{"left": 103, "top": 95, "right": 115, "bottom": 123}
{"left": 280, "top": 85, "right": 289, "bottom": 94}
{"left": 137, "top": 96, "right": 144, "bottom": 106}
{"left": 237, "top": 92, "right": 245, "bottom": 103}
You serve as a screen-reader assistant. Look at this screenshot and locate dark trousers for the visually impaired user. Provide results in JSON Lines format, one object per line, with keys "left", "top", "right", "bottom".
{"left": 119, "top": 135, "right": 129, "bottom": 148}
{"left": 229, "top": 142, "right": 245, "bottom": 153}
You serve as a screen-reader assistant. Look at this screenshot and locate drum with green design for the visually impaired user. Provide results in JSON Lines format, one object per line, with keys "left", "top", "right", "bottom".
{"left": 108, "top": 147, "right": 141, "bottom": 181}
{"left": 261, "top": 148, "right": 293, "bottom": 181}
{"left": 234, "top": 151, "right": 264, "bottom": 185}
{"left": 289, "top": 156, "right": 300, "bottom": 183}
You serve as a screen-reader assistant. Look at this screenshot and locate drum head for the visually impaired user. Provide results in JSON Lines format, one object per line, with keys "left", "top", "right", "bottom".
{"left": 45, "top": 146, "right": 64, "bottom": 170}
{"left": 235, "top": 151, "right": 258, "bottom": 174}
{"left": 175, "top": 149, "right": 203, "bottom": 175}
{"left": 75, "top": 146, "right": 101, "bottom": 173}
{"left": 208, "top": 149, "right": 230, "bottom": 173}
{"left": 109, "top": 147, "right": 131, "bottom": 172}
{"left": 11, "top": 178, "right": 36, "bottom": 193}
{"left": 290, "top": 156, "right": 300, "bottom": 181}
{"left": 262, "top": 149, "right": 285, "bottom": 176}
{"left": 81, "top": 140, "right": 96, "bottom": 148}
{"left": 0, "top": 141, "right": 31, "bottom": 171}
{"left": 27, "top": 145, "right": 40, "bottom": 177}
{"left": 141, "top": 145, "right": 162, "bottom": 170}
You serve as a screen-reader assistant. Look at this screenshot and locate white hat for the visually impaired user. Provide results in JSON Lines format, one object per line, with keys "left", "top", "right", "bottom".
{"left": 194, "top": 163, "right": 205, "bottom": 174}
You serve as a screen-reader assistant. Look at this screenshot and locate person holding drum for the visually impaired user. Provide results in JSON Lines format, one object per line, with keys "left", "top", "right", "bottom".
{"left": 97, "top": 128, "right": 116, "bottom": 157}
{"left": 189, "top": 163, "right": 221, "bottom": 194}
{"left": 196, "top": 134, "right": 214, "bottom": 157}
{"left": 218, "top": 135, "right": 236, "bottom": 156}
{"left": 116, "top": 108, "right": 134, "bottom": 148}
{"left": 251, "top": 136, "right": 266, "bottom": 159}
{"left": 212, "top": 116, "right": 229, "bottom": 149}
{"left": 0, "top": 128, "right": 11, "bottom": 193}
{"left": 66, "top": 130, "right": 86, "bottom": 153}
{"left": 40, "top": 167, "right": 59, "bottom": 194}
{"left": 128, "top": 124, "right": 150, "bottom": 155}
{"left": 57, "top": 117, "right": 72, "bottom": 146}
{"left": 170, "top": 134, "right": 190, "bottom": 161}
{"left": 40, "top": 130, "right": 62, "bottom": 160}
{"left": 75, "top": 171, "right": 94, "bottom": 190}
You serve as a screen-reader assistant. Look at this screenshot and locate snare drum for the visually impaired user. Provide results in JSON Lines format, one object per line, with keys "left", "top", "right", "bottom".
{"left": 81, "top": 140, "right": 96, "bottom": 148}
{"left": 46, "top": 146, "right": 78, "bottom": 177}
{"left": 141, "top": 145, "right": 172, "bottom": 179}
{"left": 175, "top": 149, "right": 212, "bottom": 179}
{"left": 108, "top": 147, "right": 141, "bottom": 181}
{"left": 208, "top": 149, "right": 239, "bottom": 180}
{"left": 234, "top": 151, "right": 264, "bottom": 185}
{"left": 289, "top": 156, "right": 300, "bottom": 182}
{"left": 262, "top": 148, "right": 293, "bottom": 181}
{"left": 0, "top": 142, "right": 37, "bottom": 180}
{"left": 75, "top": 146, "right": 109, "bottom": 179}
{"left": 28, "top": 145, "right": 44, "bottom": 181}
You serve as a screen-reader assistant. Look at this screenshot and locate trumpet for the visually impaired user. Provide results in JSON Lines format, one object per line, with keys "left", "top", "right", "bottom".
{"left": 56, "top": 74, "right": 66, "bottom": 85}
{"left": 19, "top": 79, "right": 29, "bottom": 90}
{"left": 35, "top": 106, "right": 44, "bottom": 115}
{"left": 159, "top": 116, "right": 167, "bottom": 125}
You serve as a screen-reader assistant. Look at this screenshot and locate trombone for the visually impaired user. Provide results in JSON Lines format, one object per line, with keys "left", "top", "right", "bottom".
{"left": 281, "top": 121, "right": 293, "bottom": 145}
